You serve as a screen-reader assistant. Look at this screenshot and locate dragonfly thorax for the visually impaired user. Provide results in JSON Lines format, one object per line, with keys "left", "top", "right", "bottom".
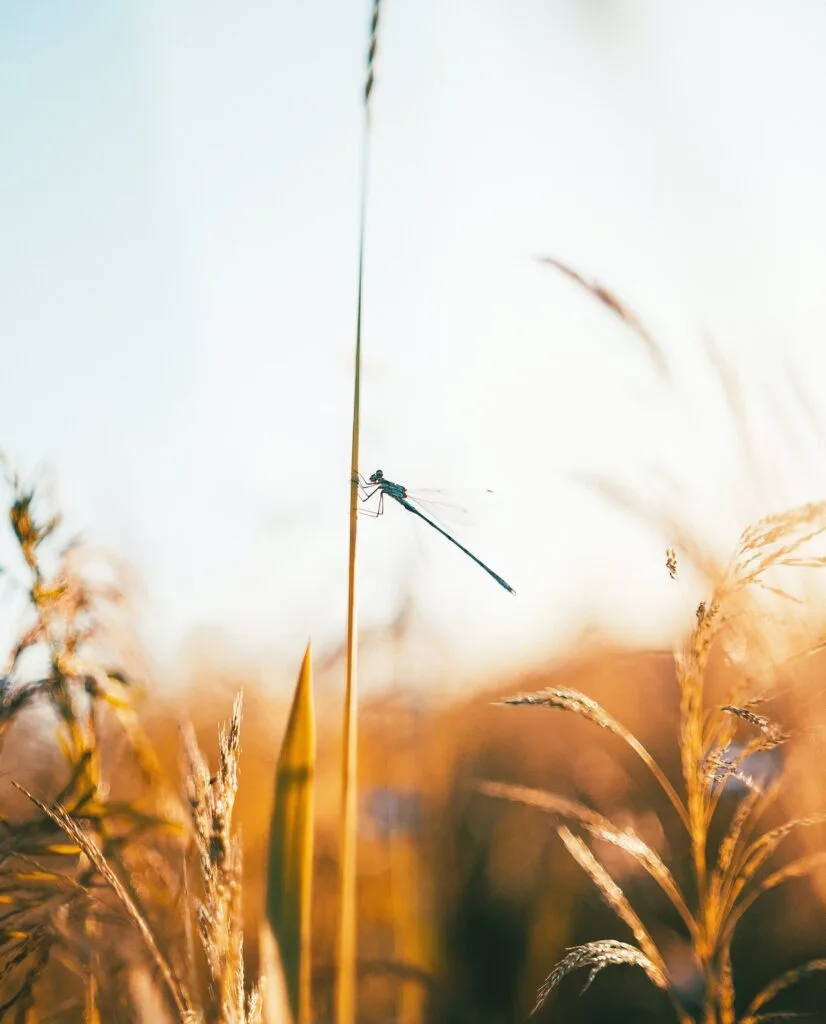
{"left": 369, "top": 469, "right": 408, "bottom": 499}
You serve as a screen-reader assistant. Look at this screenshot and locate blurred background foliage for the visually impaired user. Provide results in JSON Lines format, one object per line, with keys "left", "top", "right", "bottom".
{"left": 143, "top": 636, "right": 826, "bottom": 1022}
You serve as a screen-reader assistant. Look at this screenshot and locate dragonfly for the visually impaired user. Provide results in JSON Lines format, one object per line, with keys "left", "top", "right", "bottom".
{"left": 356, "top": 469, "right": 515, "bottom": 594}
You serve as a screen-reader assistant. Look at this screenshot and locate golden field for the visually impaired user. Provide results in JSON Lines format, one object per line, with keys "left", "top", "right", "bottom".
{"left": 2, "top": 462, "right": 826, "bottom": 1023}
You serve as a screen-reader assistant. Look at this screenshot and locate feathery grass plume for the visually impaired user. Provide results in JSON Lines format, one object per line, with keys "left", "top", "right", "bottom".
{"left": 536, "top": 255, "right": 671, "bottom": 381}
{"left": 488, "top": 499, "right": 826, "bottom": 1019}
{"left": 182, "top": 693, "right": 263, "bottom": 1023}
{"left": 13, "top": 691, "right": 268, "bottom": 1024}
{"left": 498, "top": 689, "right": 689, "bottom": 828}
{"left": 532, "top": 939, "right": 668, "bottom": 1015}
{"left": 720, "top": 705, "right": 789, "bottom": 745}
{"left": 339, "top": 4, "right": 382, "bottom": 1024}
{"left": 266, "top": 644, "right": 315, "bottom": 1024}
{"left": 672, "top": 502, "right": 826, "bottom": 991}
{"left": 555, "top": 827, "right": 668, "bottom": 978}
{"left": 0, "top": 465, "right": 183, "bottom": 1017}
{"left": 553, "top": 829, "right": 692, "bottom": 1024}
{"left": 16, "top": 784, "right": 191, "bottom": 1022}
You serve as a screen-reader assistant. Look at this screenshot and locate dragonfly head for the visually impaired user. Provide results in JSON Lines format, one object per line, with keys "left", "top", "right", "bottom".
{"left": 369, "top": 469, "right": 384, "bottom": 484}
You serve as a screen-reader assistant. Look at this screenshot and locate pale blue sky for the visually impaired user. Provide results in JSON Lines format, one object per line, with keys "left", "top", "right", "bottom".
{"left": 3, "top": 2, "right": 826, "bottom": 689}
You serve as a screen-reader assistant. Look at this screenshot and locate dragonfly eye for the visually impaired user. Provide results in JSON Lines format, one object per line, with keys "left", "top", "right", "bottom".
{"left": 370, "top": 469, "right": 383, "bottom": 483}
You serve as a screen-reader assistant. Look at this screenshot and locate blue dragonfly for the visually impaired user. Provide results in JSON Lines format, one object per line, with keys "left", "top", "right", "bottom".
{"left": 356, "top": 469, "right": 515, "bottom": 594}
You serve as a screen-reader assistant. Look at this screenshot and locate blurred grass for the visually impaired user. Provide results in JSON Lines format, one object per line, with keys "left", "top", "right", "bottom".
{"left": 133, "top": 634, "right": 826, "bottom": 1023}
{"left": 2, "top": 265, "right": 826, "bottom": 1022}
{"left": 267, "top": 644, "right": 315, "bottom": 1024}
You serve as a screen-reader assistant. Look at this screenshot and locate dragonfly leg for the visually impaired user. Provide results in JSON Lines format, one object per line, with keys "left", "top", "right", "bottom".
{"left": 359, "top": 490, "right": 381, "bottom": 517}
{"left": 356, "top": 482, "right": 384, "bottom": 517}
{"left": 360, "top": 492, "right": 386, "bottom": 516}
{"left": 358, "top": 485, "right": 381, "bottom": 503}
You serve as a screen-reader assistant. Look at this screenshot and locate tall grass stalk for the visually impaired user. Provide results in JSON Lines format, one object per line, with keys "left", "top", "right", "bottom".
{"left": 337, "top": 4, "right": 382, "bottom": 1024}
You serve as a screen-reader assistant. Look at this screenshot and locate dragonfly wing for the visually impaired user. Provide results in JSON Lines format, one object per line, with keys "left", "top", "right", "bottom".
{"left": 404, "top": 489, "right": 484, "bottom": 529}
{"left": 405, "top": 496, "right": 474, "bottom": 532}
